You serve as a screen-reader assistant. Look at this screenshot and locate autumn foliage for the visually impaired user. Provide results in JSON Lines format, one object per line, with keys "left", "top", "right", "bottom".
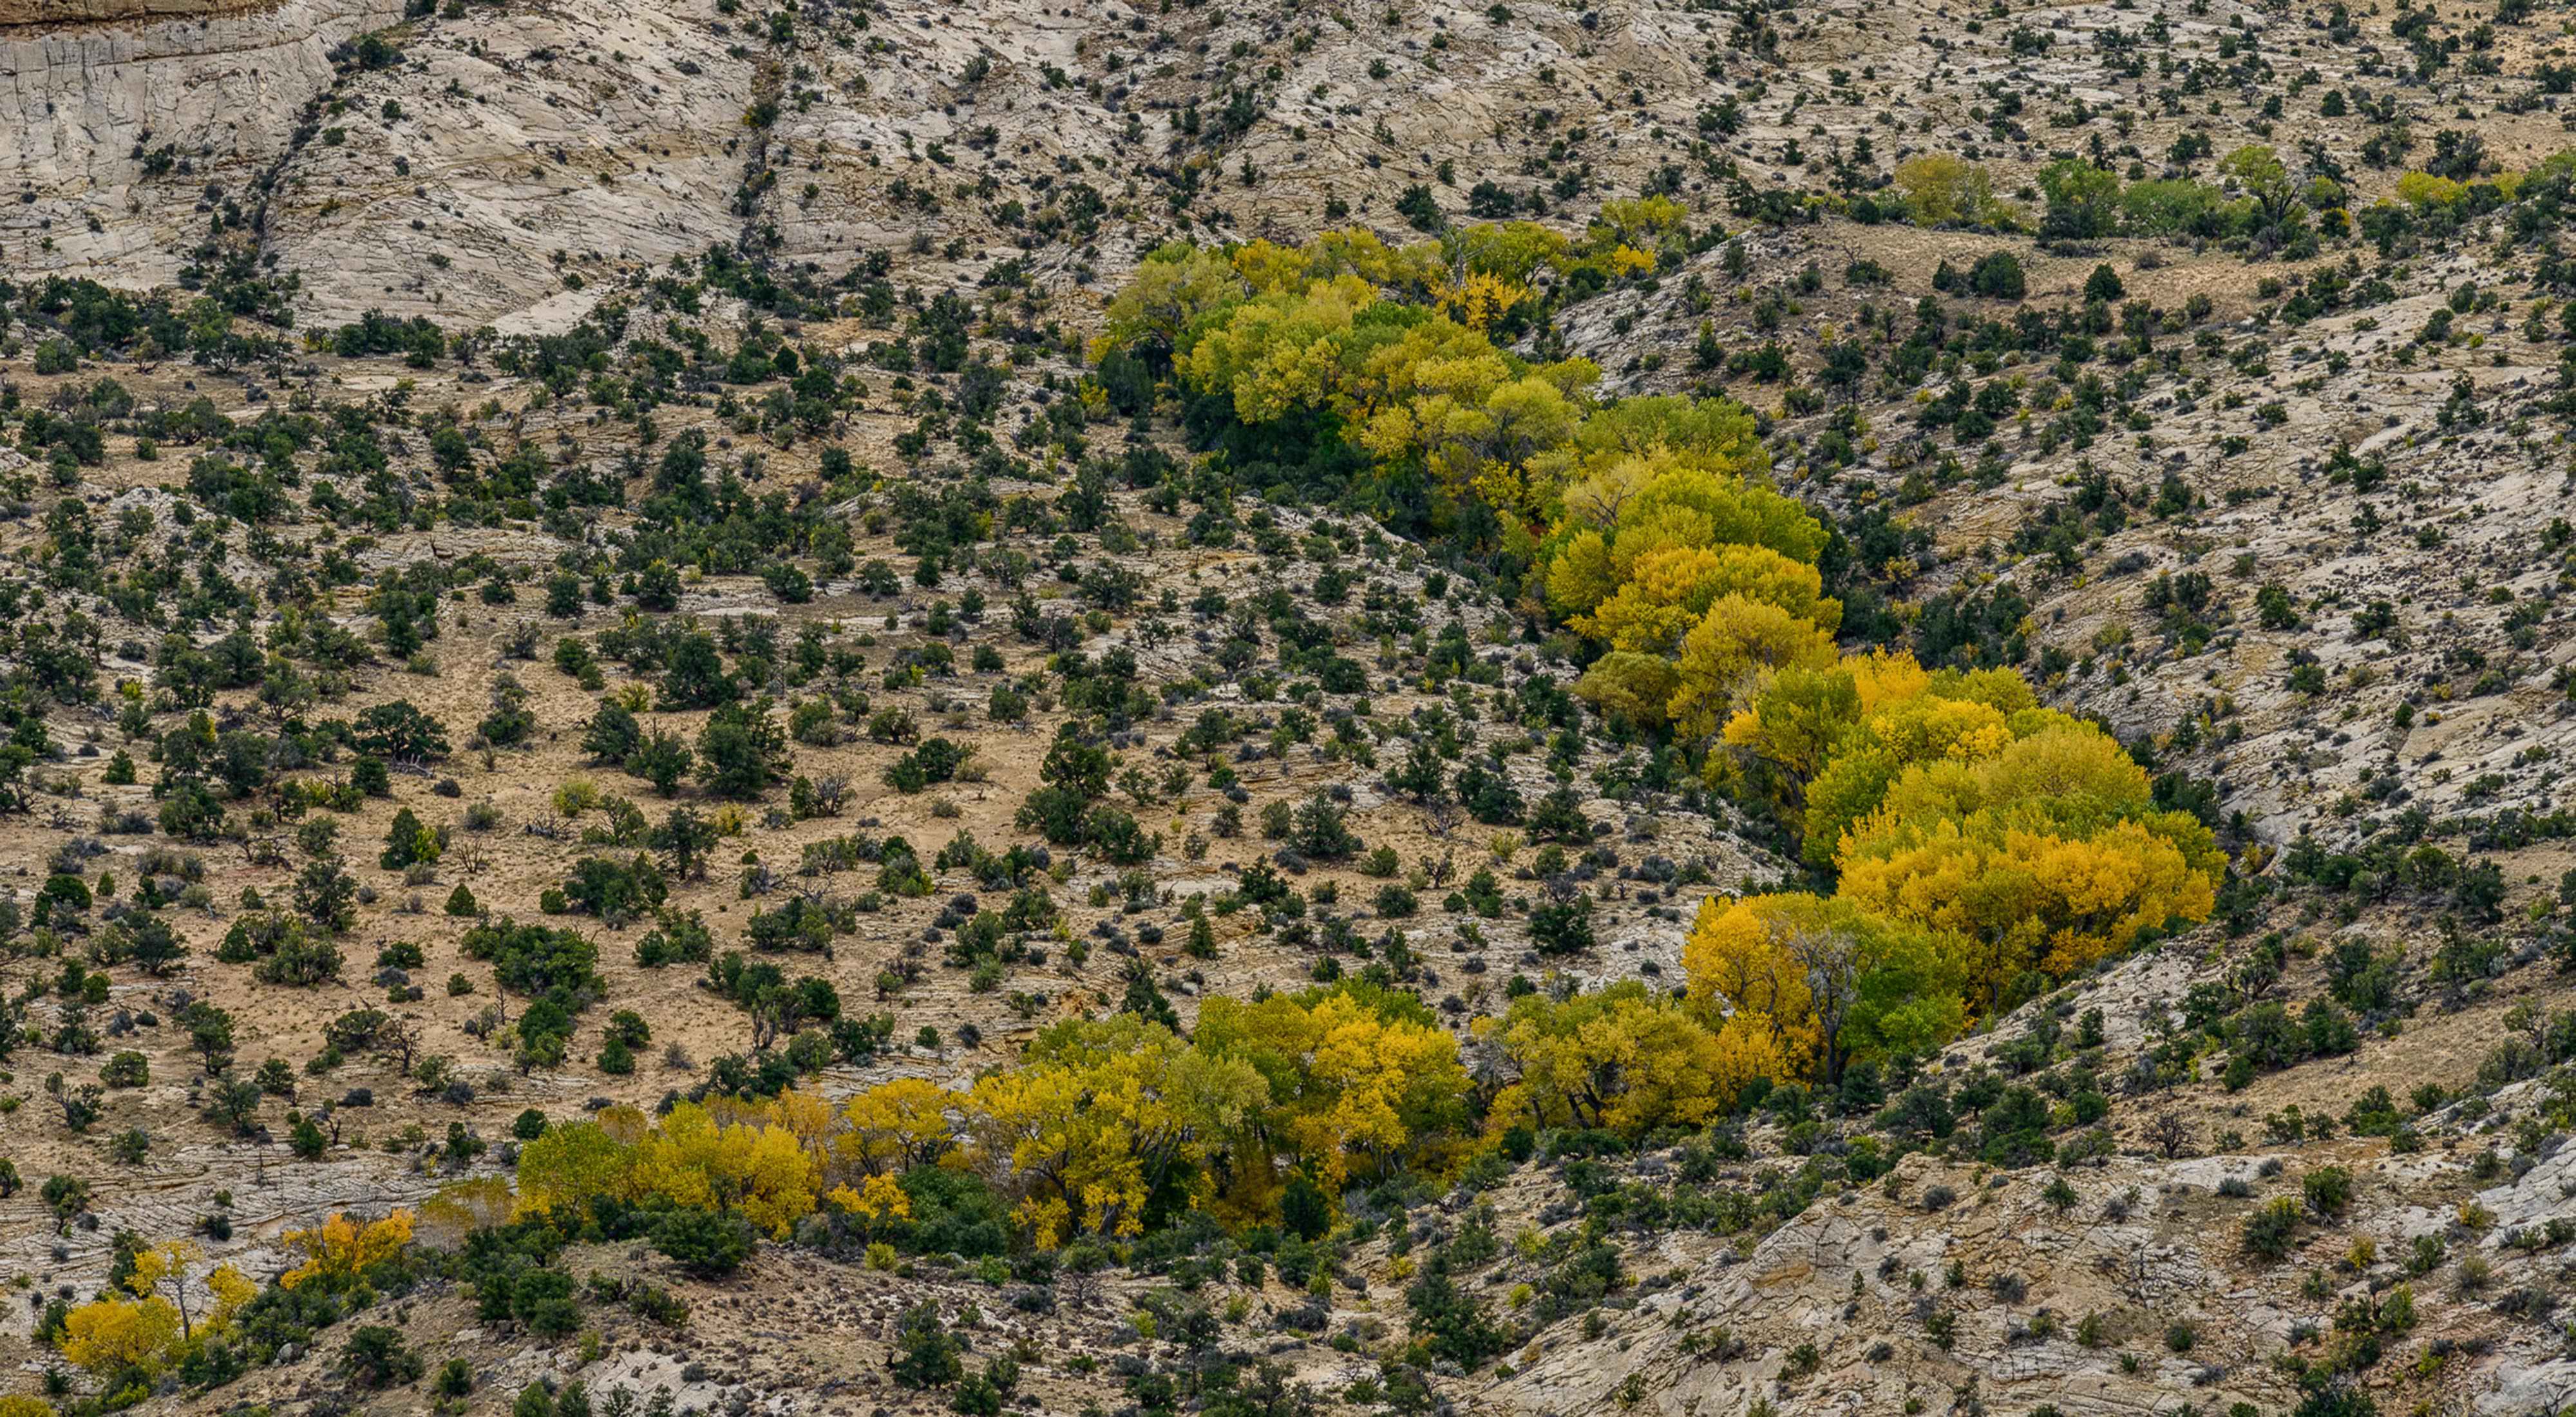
{"left": 1716, "top": 649, "right": 2223, "bottom": 1018}
{"left": 1482, "top": 981, "right": 1781, "bottom": 1134}
{"left": 507, "top": 985, "right": 1478, "bottom": 1250}
{"left": 19, "top": 225, "right": 2237, "bottom": 1347}
{"left": 1087, "top": 227, "right": 2226, "bottom": 1145}
{"left": 280, "top": 1210, "right": 416, "bottom": 1289}
{"left": 1093, "top": 207, "right": 1695, "bottom": 547}
{"left": 56, "top": 1239, "right": 254, "bottom": 1376}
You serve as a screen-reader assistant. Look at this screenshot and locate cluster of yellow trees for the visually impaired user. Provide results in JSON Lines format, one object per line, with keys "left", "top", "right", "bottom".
{"left": 513, "top": 988, "right": 1470, "bottom": 1248}
{"left": 1479, "top": 892, "right": 1989, "bottom": 1131}
{"left": 495, "top": 812, "right": 2211, "bottom": 1252}
{"left": 1540, "top": 414, "right": 1823, "bottom": 739}
{"left": 2391, "top": 147, "right": 2576, "bottom": 211}
{"left": 50, "top": 1213, "right": 415, "bottom": 1380}
{"left": 1546, "top": 493, "right": 2222, "bottom": 1079}
{"left": 509, "top": 809, "right": 2207, "bottom": 1253}
{"left": 1097, "top": 222, "right": 1833, "bottom": 747}
{"left": 1718, "top": 650, "right": 2224, "bottom": 1017}
{"left": 1531, "top": 572, "right": 2217, "bottom": 1107}
{"left": 1098, "top": 207, "right": 1676, "bottom": 362}
{"left": 504, "top": 966, "right": 1944, "bottom": 1250}
{"left": 1088, "top": 226, "right": 2223, "bottom": 1107}
{"left": 1483, "top": 980, "right": 1783, "bottom": 1135}
{"left": 514, "top": 1095, "right": 833, "bottom": 1237}
{"left": 1094, "top": 205, "right": 1687, "bottom": 530}
{"left": 55, "top": 1241, "right": 255, "bottom": 1376}
{"left": 278, "top": 1210, "right": 415, "bottom": 1288}
{"left": 1097, "top": 225, "right": 1842, "bottom": 745}
{"left": 58, "top": 991, "right": 1956, "bottom": 1371}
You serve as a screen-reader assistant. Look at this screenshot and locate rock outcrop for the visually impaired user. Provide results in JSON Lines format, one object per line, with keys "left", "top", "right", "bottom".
{"left": 2, "top": 0, "right": 406, "bottom": 290}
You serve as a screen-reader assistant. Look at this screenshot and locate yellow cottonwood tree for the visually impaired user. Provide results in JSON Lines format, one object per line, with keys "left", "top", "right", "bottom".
{"left": 1797, "top": 695, "right": 2021, "bottom": 866}
{"left": 1719, "top": 664, "right": 1866, "bottom": 794}
{"left": 1681, "top": 895, "right": 1821, "bottom": 1058}
{"left": 1544, "top": 394, "right": 1769, "bottom": 499}
{"left": 1432, "top": 271, "right": 1532, "bottom": 331}
{"left": 630, "top": 1102, "right": 818, "bottom": 1237}
{"left": 516, "top": 1093, "right": 931, "bottom": 1237}
{"left": 1682, "top": 893, "right": 1967, "bottom": 1082}
{"left": 965, "top": 1015, "right": 1268, "bottom": 1246}
{"left": 1832, "top": 721, "right": 2222, "bottom": 1007}
{"left": 1285, "top": 992, "right": 1472, "bottom": 1186}
{"left": 837, "top": 1077, "right": 960, "bottom": 1176}
{"left": 1336, "top": 312, "right": 1498, "bottom": 415}
{"left": 1836, "top": 817, "right": 2217, "bottom": 1007}
{"left": 1718, "top": 651, "right": 2059, "bottom": 864}
{"left": 1177, "top": 276, "right": 1377, "bottom": 424}
{"left": 1234, "top": 226, "right": 1434, "bottom": 294}
{"left": 1549, "top": 454, "right": 1837, "bottom": 738}
{"left": 279, "top": 1210, "right": 414, "bottom": 1288}
{"left": 1546, "top": 458, "right": 1824, "bottom": 619}
{"left": 1092, "top": 243, "right": 1245, "bottom": 365}
{"left": 126, "top": 1240, "right": 250, "bottom": 1340}
{"left": 1358, "top": 365, "right": 1590, "bottom": 522}
{"left": 1855, "top": 719, "right": 2164, "bottom": 848}
{"left": 124, "top": 1241, "right": 204, "bottom": 1337}
{"left": 1576, "top": 544, "right": 1839, "bottom": 656}
{"left": 965, "top": 1060, "right": 1113, "bottom": 1248}
{"left": 1586, "top": 196, "right": 1690, "bottom": 252}
{"left": 1195, "top": 985, "right": 1473, "bottom": 1192}
{"left": 1440, "top": 220, "right": 1569, "bottom": 285}
{"left": 1486, "top": 982, "right": 1761, "bottom": 1136}
{"left": 57, "top": 1296, "right": 178, "bottom": 1374}
{"left": 1662, "top": 594, "right": 1839, "bottom": 739}
{"left": 511, "top": 1119, "right": 641, "bottom": 1220}
{"left": 825, "top": 1173, "right": 913, "bottom": 1236}
{"left": 1230, "top": 238, "right": 1323, "bottom": 294}
{"left": 58, "top": 1241, "right": 254, "bottom": 1374}
{"left": 1565, "top": 651, "right": 1682, "bottom": 732}
{"left": 741, "top": 1087, "right": 840, "bottom": 1172}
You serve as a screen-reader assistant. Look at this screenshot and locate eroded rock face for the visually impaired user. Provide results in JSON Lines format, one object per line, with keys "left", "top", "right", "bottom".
{"left": 1497, "top": 1155, "right": 2226, "bottom": 1417}
{"left": 2, "top": 0, "right": 406, "bottom": 290}
{"left": 254, "top": 0, "right": 759, "bottom": 328}
{"left": 1487, "top": 1153, "right": 2300, "bottom": 1417}
{"left": 0, "top": 0, "right": 270, "bottom": 25}
{"left": 6, "top": 0, "right": 1751, "bottom": 328}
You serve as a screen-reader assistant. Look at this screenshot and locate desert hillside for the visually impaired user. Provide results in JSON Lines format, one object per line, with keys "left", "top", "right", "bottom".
{"left": 1, "top": 0, "right": 2574, "bottom": 1414}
